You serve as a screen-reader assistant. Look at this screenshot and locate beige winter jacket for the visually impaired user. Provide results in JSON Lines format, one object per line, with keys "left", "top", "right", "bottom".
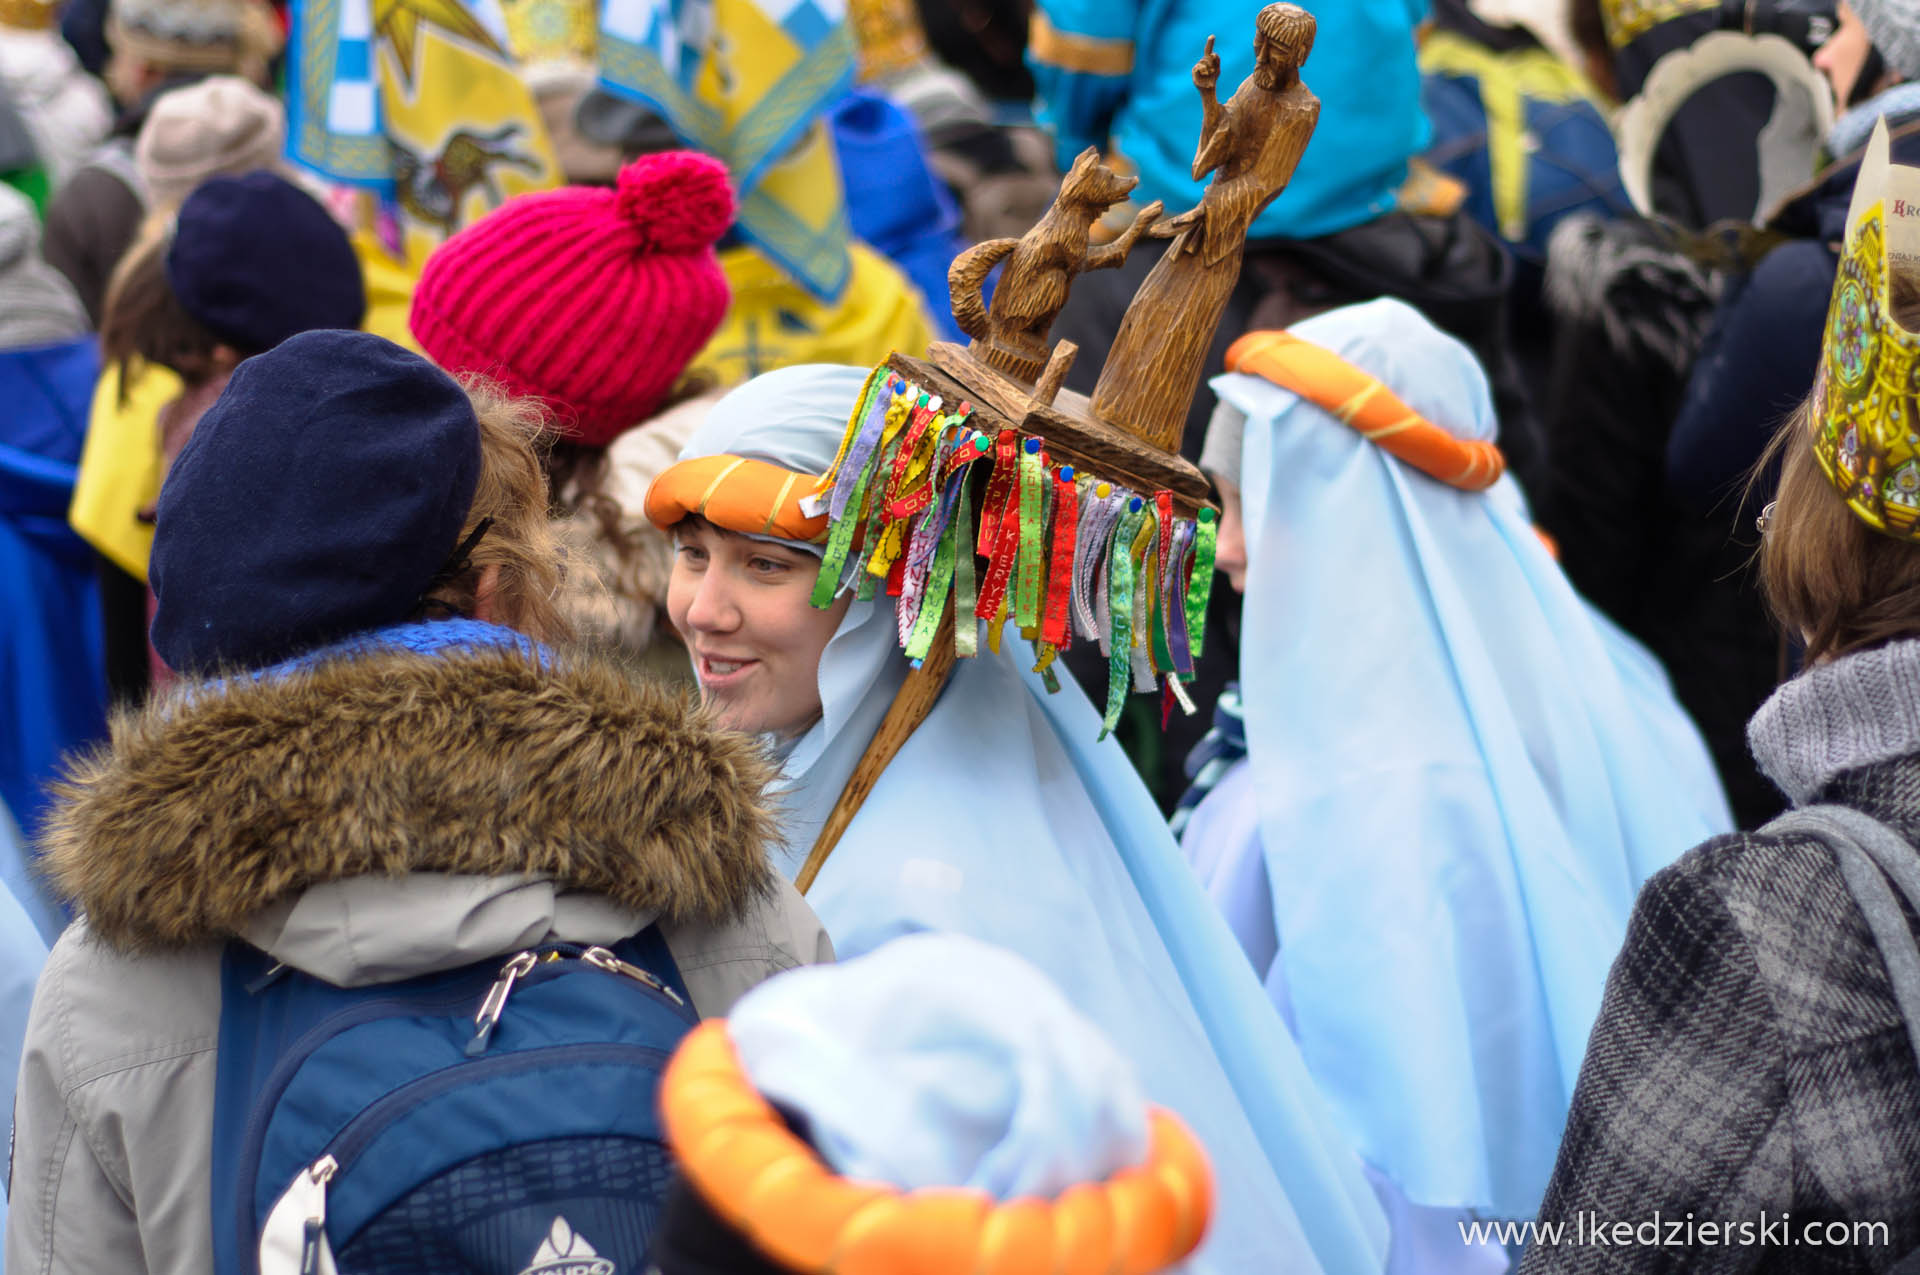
{"left": 6, "top": 635, "right": 831, "bottom": 1275}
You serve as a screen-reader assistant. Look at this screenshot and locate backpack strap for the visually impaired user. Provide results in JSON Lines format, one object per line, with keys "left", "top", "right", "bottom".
{"left": 619, "top": 922, "right": 692, "bottom": 1006}
{"left": 1767, "top": 806, "right": 1920, "bottom": 1272}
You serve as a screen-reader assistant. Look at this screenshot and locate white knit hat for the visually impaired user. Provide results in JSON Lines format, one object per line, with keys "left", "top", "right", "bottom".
{"left": 135, "top": 76, "right": 285, "bottom": 208}
{"left": 1852, "top": 0, "right": 1920, "bottom": 82}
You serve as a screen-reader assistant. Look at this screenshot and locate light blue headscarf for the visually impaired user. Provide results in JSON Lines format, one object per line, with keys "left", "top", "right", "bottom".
{"left": 1183, "top": 299, "right": 1733, "bottom": 1221}
{"left": 729, "top": 933, "right": 1153, "bottom": 1200}
{"left": 678, "top": 366, "right": 1389, "bottom": 1275}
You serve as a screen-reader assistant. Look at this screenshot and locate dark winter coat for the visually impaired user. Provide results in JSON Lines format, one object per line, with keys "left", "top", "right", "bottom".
{"left": 1668, "top": 116, "right": 1920, "bottom": 519}
{"left": 1531, "top": 213, "right": 1785, "bottom": 826}
{"left": 1522, "top": 640, "right": 1920, "bottom": 1274}
{"left": 38, "top": 81, "right": 191, "bottom": 327}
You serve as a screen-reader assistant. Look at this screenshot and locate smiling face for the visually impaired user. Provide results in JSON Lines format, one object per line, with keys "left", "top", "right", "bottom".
{"left": 667, "top": 515, "right": 851, "bottom": 739}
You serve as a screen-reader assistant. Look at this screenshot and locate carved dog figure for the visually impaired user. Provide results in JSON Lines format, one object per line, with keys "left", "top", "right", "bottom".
{"left": 948, "top": 147, "right": 1162, "bottom": 381}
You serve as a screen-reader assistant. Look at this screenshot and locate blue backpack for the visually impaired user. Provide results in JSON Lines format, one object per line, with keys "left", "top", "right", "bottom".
{"left": 210, "top": 928, "right": 696, "bottom": 1275}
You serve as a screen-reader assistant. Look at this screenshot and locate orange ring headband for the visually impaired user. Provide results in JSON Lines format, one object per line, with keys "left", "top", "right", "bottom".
{"left": 644, "top": 455, "right": 829, "bottom": 542}
{"left": 660, "top": 1020, "right": 1215, "bottom": 1275}
{"left": 1225, "top": 330, "right": 1506, "bottom": 491}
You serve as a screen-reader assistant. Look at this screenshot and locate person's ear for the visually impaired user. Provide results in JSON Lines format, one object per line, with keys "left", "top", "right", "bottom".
{"left": 472, "top": 563, "right": 503, "bottom": 623}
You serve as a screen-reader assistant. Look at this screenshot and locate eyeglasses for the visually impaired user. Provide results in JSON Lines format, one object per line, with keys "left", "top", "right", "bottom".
{"left": 1756, "top": 500, "right": 1777, "bottom": 535}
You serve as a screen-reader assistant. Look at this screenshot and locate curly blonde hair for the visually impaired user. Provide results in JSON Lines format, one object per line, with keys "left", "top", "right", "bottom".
{"left": 415, "top": 377, "right": 575, "bottom": 645}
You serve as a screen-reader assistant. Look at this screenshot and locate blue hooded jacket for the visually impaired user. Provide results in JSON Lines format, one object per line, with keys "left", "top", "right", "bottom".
{"left": 1030, "top": 0, "right": 1431, "bottom": 241}
{"left": 0, "top": 335, "right": 107, "bottom": 940}
{"left": 830, "top": 91, "right": 967, "bottom": 342}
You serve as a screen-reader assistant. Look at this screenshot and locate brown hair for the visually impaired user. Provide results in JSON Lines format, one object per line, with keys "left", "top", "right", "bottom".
{"left": 99, "top": 215, "right": 228, "bottom": 397}
{"left": 1760, "top": 273, "right": 1920, "bottom": 663}
{"left": 415, "top": 377, "right": 575, "bottom": 645}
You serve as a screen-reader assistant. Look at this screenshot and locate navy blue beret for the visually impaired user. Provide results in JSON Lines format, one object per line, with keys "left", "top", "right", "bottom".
{"left": 150, "top": 330, "right": 483, "bottom": 673}
{"left": 166, "top": 171, "right": 366, "bottom": 354}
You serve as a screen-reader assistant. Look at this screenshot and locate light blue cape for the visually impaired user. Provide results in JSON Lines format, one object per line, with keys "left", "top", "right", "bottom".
{"left": 1183, "top": 299, "right": 1733, "bottom": 1219}
{"left": 677, "top": 365, "right": 1389, "bottom": 1275}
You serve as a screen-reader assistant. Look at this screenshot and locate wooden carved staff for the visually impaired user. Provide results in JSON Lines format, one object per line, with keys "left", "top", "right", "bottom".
{"left": 797, "top": 2, "right": 1322, "bottom": 893}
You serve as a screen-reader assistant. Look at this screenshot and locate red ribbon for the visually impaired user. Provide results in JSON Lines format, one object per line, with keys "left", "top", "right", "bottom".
{"left": 974, "top": 434, "right": 1023, "bottom": 626}
{"left": 1042, "top": 469, "right": 1080, "bottom": 647}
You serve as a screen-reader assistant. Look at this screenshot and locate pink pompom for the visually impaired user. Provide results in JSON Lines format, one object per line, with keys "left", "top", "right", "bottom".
{"left": 614, "top": 151, "right": 735, "bottom": 254}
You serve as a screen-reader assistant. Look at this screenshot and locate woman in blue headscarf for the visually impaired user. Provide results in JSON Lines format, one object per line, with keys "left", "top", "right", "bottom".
{"left": 643, "top": 363, "right": 1389, "bottom": 1275}
{"left": 1178, "top": 298, "right": 1733, "bottom": 1266}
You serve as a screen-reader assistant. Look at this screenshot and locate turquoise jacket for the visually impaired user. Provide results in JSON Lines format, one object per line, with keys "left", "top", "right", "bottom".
{"left": 1030, "top": 0, "right": 1432, "bottom": 240}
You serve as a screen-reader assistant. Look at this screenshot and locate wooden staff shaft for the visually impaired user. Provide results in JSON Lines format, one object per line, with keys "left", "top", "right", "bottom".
{"left": 795, "top": 604, "right": 958, "bottom": 894}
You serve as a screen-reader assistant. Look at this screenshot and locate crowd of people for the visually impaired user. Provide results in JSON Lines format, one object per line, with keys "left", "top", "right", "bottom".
{"left": 8, "top": 0, "right": 1920, "bottom": 1272}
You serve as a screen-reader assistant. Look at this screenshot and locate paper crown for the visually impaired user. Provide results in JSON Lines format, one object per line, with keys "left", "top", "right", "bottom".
{"left": 1599, "top": 0, "right": 1715, "bottom": 49}
{"left": 1813, "top": 119, "right": 1920, "bottom": 543}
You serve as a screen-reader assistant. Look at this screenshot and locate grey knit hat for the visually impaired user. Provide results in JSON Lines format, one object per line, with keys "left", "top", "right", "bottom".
{"left": 1852, "top": 0, "right": 1920, "bottom": 82}
{"left": 0, "top": 185, "right": 88, "bottom": 349}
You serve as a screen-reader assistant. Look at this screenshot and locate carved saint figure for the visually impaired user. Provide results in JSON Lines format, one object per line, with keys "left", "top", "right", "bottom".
{"left": 1090, "top": 4, "right": 1321, "bottom": 452}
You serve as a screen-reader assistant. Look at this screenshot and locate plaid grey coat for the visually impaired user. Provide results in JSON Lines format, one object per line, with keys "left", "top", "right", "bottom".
{"left": 1519, "top": 758, "right": 1920, "bottom": 1275}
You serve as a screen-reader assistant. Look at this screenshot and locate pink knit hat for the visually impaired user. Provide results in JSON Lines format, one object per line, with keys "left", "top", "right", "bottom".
{"left": 410, "top": 151, "right": 734, "bottom": 447}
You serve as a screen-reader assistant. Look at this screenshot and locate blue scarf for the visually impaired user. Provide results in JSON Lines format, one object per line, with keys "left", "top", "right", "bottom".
{"left": 1169, "top": 684, "right": 1246, "bottom": 840}
{"left": 253, "top": 618, "right": 539, "bottom": 679}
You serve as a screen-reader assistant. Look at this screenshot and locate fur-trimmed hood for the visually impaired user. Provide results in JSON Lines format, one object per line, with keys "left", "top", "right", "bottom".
{"left": 42, "top": 635, "right": 779, "bottom": 955}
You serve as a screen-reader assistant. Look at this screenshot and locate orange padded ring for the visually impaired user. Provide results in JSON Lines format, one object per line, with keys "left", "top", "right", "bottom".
{"left": 1226, "top": 329, "right": 1506, "bottom": 492}
{"left": 660, "top": 1020, "right": 1215, "bottom": 1275}
{"left": 644, "top": 454, "right": 829, "bottom": 542}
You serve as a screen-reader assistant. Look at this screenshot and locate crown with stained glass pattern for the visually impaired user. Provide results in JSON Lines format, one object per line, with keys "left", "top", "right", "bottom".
{"left": 1814, "top": 120, "right": 1920, "bottom": 543}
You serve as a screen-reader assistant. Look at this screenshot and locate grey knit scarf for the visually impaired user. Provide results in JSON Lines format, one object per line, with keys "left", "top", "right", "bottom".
{"left": 1749, "top": 638, "right": 1920, "bottom": 805}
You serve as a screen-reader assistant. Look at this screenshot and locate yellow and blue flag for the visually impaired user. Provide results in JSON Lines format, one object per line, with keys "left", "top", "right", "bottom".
{"left": 597, "top": 0, "right": 856, "bottom": 301}
{"left": 287, "top": 0, "right": 562, "bottom": 263}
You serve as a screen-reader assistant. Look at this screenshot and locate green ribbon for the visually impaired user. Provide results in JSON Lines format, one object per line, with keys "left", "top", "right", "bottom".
{"left": 1101, "top": 504, "right": 1146, "bottom": 737}
{"left": 813, "top": 440, "right": 884, "bottom": 609}
{"left": 850, "top": 422, "right": 915, "bottom": 603}
{"left": 1184, "top": 509, "right": 1217, "bottom": 661}
{"left": 904, "top": 473, "right": 965, "bottom": 662}
{"left": 1013, "top": 442, "right": 1046, "bottom": 631}
{"left": 952, "top": 471, "right": 979, "bottom": 658}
